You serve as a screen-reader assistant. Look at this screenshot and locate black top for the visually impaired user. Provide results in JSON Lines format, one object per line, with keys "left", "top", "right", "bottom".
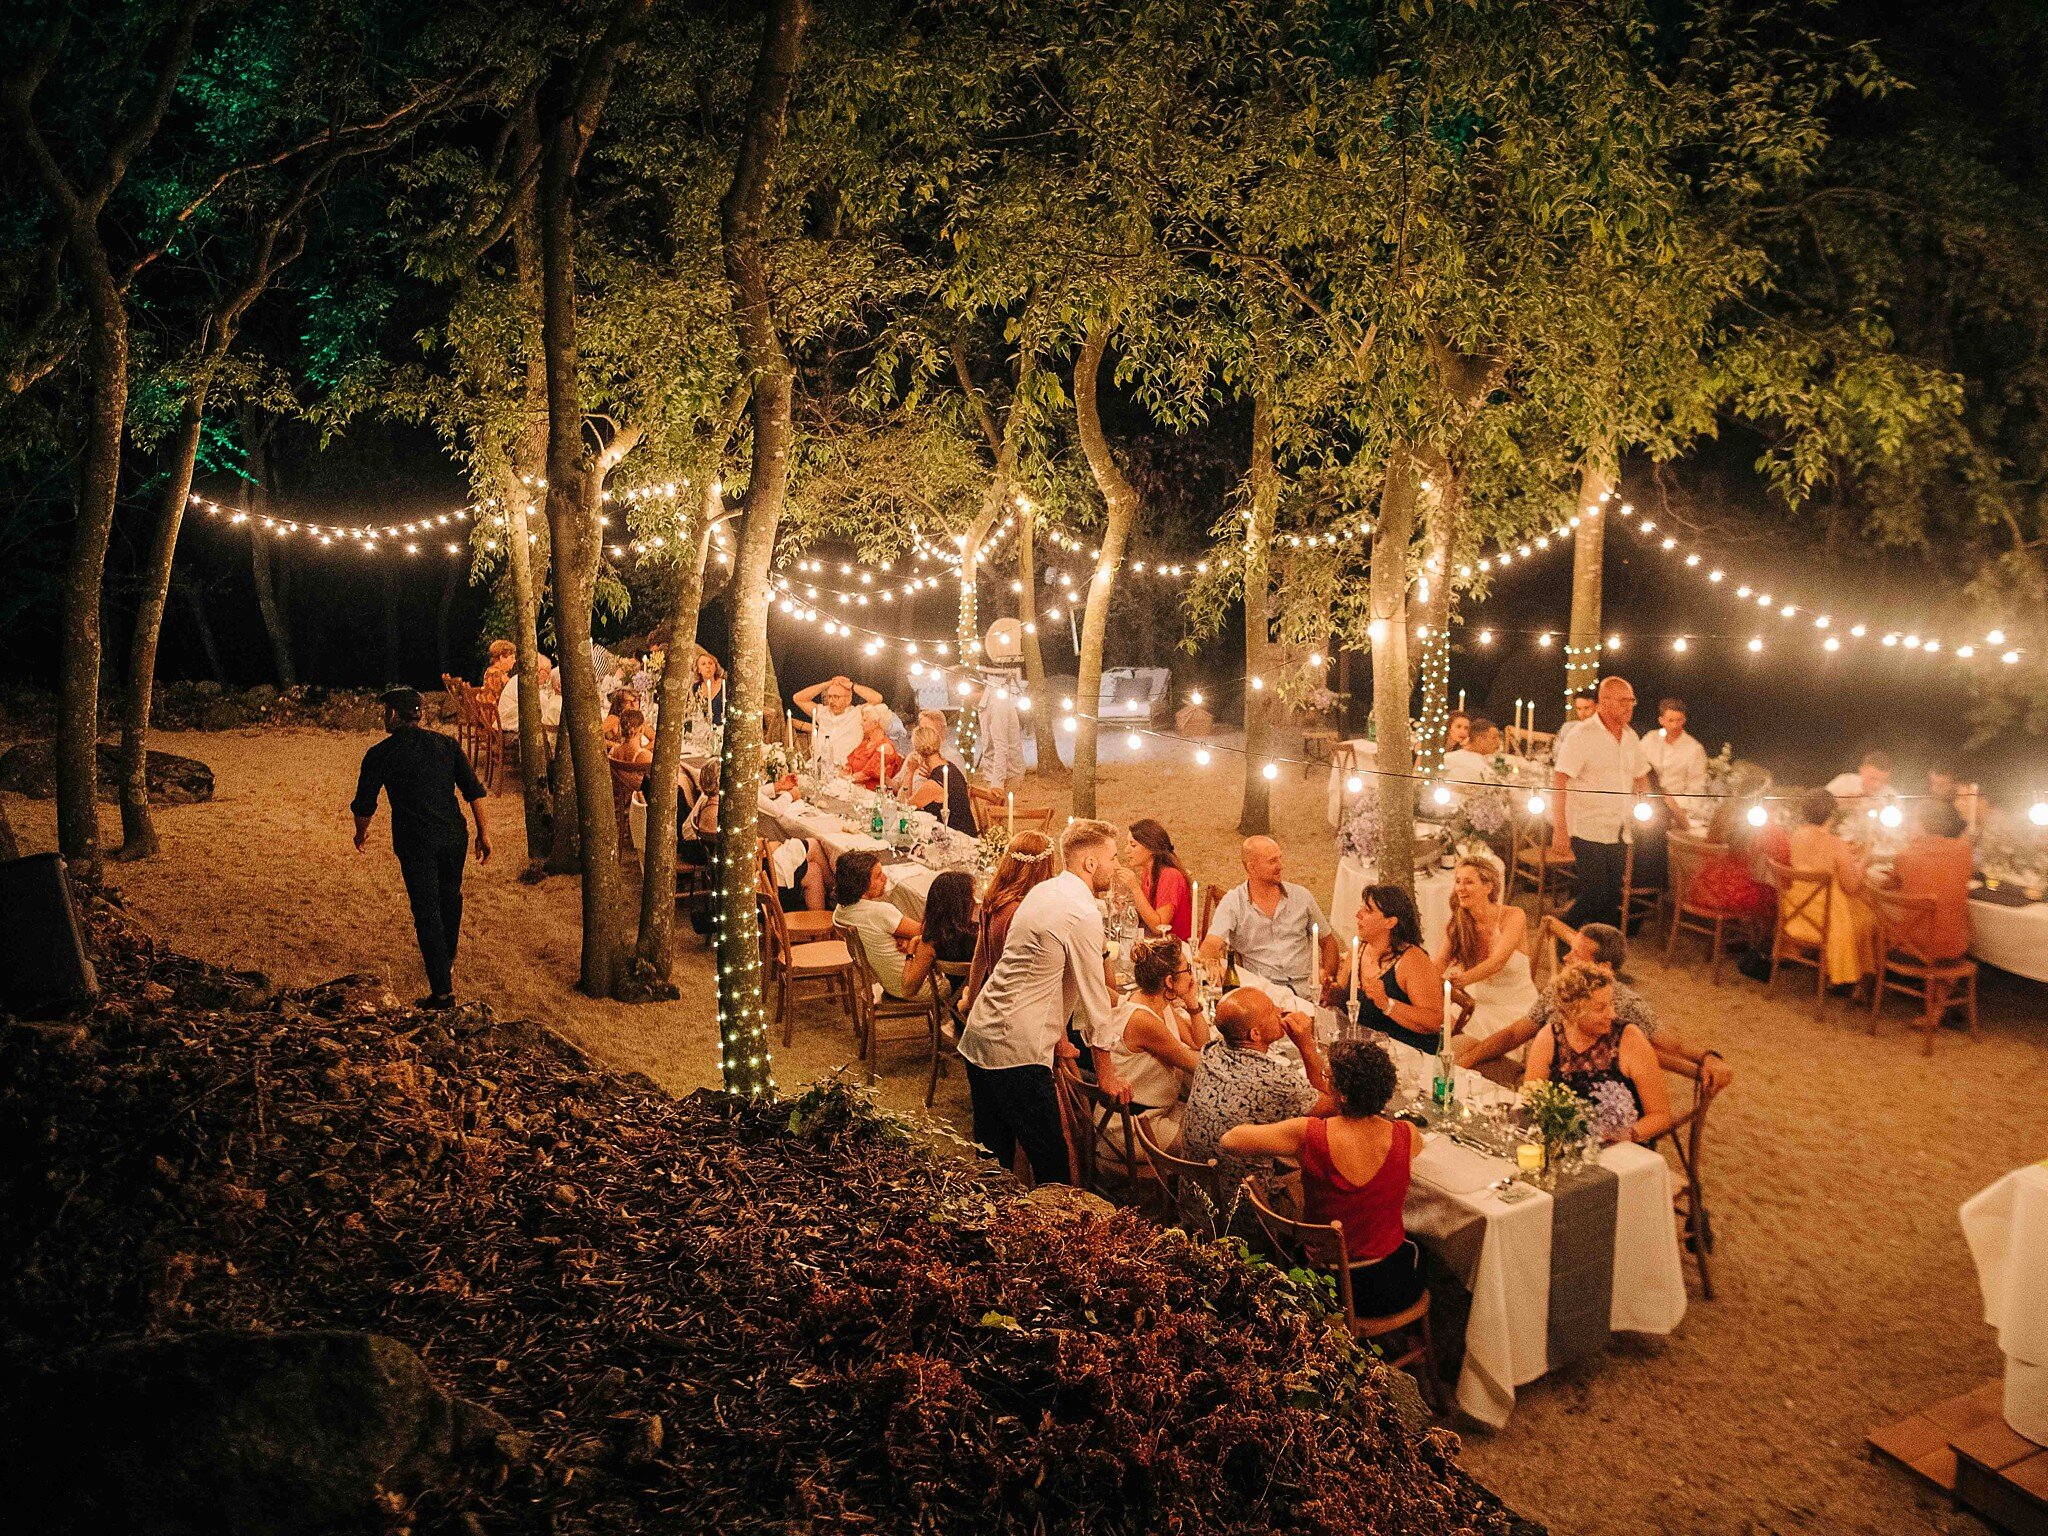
{"left": 694, "top": 680, "right": 726, "bottom": 725}
{"left": 932, "top": 930, "right": 977, "bottom": 965}
{"left": 352, "top": 725, "right": 486, "bottom": 854}
{"left": 919, "top": 758, "right": 979, "bottom": 836}
{"left": 1358, "top": 947, "right": 1438, "bottom": 1054}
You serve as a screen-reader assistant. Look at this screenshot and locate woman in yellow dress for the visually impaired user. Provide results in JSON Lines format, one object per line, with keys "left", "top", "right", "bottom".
{"left": 1784, "top": 787, "right": 1876, "bottom": 987}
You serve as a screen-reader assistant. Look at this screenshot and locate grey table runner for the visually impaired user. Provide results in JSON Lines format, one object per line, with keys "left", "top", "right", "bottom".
{"left": 1545, "top": 1160, "right": 1620, "bottom": 1370}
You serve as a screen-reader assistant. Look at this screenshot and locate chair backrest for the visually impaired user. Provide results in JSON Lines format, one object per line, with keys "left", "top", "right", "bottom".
{"left": 1049, "top": 1059, "right": 1094, "bottom": 1187}
{"left": 1506, "top": 725, "right": 1555, "bottom": 759}
{"left": 1868, "top": 886, "right": 1940, "bottom": 965}
{"left": 832, "top": 921, "right": 882, "bottom": 1032}
{"left": 1196, "top": 880, "right": 1225, "bottom": 942}
{"left": 1243, "top": 1182, "right": 1357, "bottom": 1327}
{"left": 756, "top": 891, "right": 792, "bottom": 973}
{"left": 1008, "top": 805, "right": 1054, "bottom": 831}
{"left": 934, "top": 957, "right": 972, "bottom": 1023}
{"left": 1134, "top": 1115, "right": 1221, "bottom": 1233}
{"left": 1766, "top": 858, "right": 1833, "bottom": 948}
{"left": 1651, "top": 1049, "right": 1721, "bottom": 1198}
{"left": 1667, "top": 831, "right": 1729, "bottom": 911}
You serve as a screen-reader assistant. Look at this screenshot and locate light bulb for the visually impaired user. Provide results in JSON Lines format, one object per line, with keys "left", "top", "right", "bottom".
{"left": 1431, "top": 784, "right": 1452, "bottom": 807}
{"left": 2029, "top": 800, "right": 2048, "bottom": 827}
{"left": 1538, "top": 633, "right": 1554, "bottom": 648}
{"left": 1346, "top": 775, "right": 1364, "bottom": 795}
{"left": 1250, "top": 675, "right": 1265, "bottom": 691}
{"left": 1672, "top": 636, "right": 1689, "bottom": 653}
{"left": 1125, "top": 732, "right": 1142, "bottom": 751}
{"left": 1606, "top": 635, "right": 1621, "bottom": 651}
{"left": 1633, "top": 799, "right": 1654, "bottom": 823}
{"left": 2003, "top": 651, "right": 2022, "bottom": 665}
{"left": 1061, "top": 716, "right": 1076, "bottom": 734}
{"left": 1061, "top": 696, "right": 1074, "bottom": 711}
{"left": 1368, "top": 619, "right": 1389, "bottom": 644}
{"left": 1261, "top": 762, "right": 1279, "bottom": 781}
{"left": 1308, "top": 652, "right": 1324, "bottom": 669}
{"left": 1988, "top": 629, "right": 2006, "bottom": 645}
{"left": 1747, "top": 804, "right": 1768, "bottom": 828}
{"left": 1879, "top": 804, "right": 1903, "bottom": 829}
{"left": 1016, "top": 696, "right": 1032, "bottom": 712}
{"left": 1478, "top": 630, "right": 1493, "bottom": 645}
{"left": 1824, "top": 637, "right": 1840, "bottom": 652}
{"left": 957, "top": 680, "right": 973, "bottom": 697}
{"left": 1747, "top": 637, "right": 1763, "bottom": 653}
{"left": 1189, "top": 690, "right": 1204, "bottom": 706}
{"left": 1526, "top": 794, "right": 1546, "bottom": 816}
{"left": 1196, "top": 749, "right": 1213, "bottom": 766}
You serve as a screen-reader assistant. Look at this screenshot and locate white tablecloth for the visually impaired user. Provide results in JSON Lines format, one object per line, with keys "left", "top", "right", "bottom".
{"left": 757, "top": 790, "right": 952, "bottom": 919}
{"left": 1961, "top": 1161, "right": 2048, "bottom": 1442}
{"left": 1331, "top": 859, "right": 1454, "bottom": 951}
{"left": 1968, "top": 895, "right": 2048, "bottom": 983}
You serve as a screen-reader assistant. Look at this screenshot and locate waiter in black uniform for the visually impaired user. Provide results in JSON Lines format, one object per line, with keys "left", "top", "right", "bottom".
{"left": 351, "top": 687, "right": 492, "bottom": 1007}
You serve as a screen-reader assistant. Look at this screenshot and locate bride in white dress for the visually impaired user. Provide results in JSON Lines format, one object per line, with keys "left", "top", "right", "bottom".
{"left": 1435, "top": 855, "right": 1538, "bottom": 1041}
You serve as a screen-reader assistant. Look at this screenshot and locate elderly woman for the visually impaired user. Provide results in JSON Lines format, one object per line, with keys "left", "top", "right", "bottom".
{"left": 1220, "top": 1039, "right": 1425, "bottom": 1315}
{"left": 1331, "top": 884, "right": 1445, "bottom": 1055}
{"left": 901, "top": 721, "right": 978, "bottom": 832}
{"left": 1786, "top": 785, "right": 1876, "bottom": 987}
{"left": 842, "top": 703, "right": 903, "bottom": 789}
{"left": 1524, "top": 962, "right": 1673, "bottom": 1145}
{"left": 1102, "top": 938, "right": 1209, "bottom": 1121}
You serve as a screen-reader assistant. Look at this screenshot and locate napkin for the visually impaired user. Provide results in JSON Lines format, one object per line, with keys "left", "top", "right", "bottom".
{"left": 1414, "top": 1136, "right": 1508, "bottom": 1196}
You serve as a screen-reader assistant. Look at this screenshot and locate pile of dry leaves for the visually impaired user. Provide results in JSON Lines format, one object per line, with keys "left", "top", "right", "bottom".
{"left": 0, "top": 902, "right": 1534, "bottom": 1534}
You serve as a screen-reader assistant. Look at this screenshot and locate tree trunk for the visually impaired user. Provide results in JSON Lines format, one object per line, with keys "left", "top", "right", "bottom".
{"left": 171, "top": 568, "right": 227, "bottom": 684}
{"left": 1239, "top": 393, "right": 1278, "bottom": 834}
{"left": 504, "top": 491, "right": 553, "bottom": 863}
{"left": 113, "top": 386, "right": 206, "bottom": 859}
{"left": 537, "top": 95, "right": 633, "bottom": 1000}
{"left": 545, "top": 721, "right": 579, "bottom": 875}
{"left": 1070, "top": 319, "right": 1140, "bottom": 820}
{"left": 1370, "top": 448, "right": 1422, "bottom": 900}
{"left": 636, "top": 412, "right": 737, "bottom": 983}
{"left": 713, "top": 0, "right": 808, "bottom": 1099}
{"left": 1566, "top": 457, "right": 1613, "bottom": 711}
{"left": 0, "top": 795, "right": 19, "bottom": 862}
{"left": 245, "top": 412, "right": 298, "bottom": 687}
{"left": 1016, "top": 503, "right": 1063, "bottom": 776}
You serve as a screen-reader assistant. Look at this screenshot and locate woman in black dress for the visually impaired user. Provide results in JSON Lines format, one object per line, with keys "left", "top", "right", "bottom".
{"left": 1338, "top": 883, "right": 1446, "bottom": 1054}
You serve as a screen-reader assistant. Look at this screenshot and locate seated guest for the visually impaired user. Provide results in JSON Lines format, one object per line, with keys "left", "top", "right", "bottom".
{"left": 794, "top": 674, "right": 883, "bottom": 775}
{"left": 1524, "top": 962, "right": 1674, "bottom": 1145}
{"left": 1926, "top": 760, "right": 1985, "bottom": 837}
{"left": 497, "top": 654, "right": 561, "bottom": 733}
{"left": 1435, "top": 856, "right": 1535, "bottom": 1037}
{"left": 689, "top": 650, "right": 727, "bottom": 725}
{"left": 1328, "top": 884, "right": 1444, "bottom": 1053}
{"left": 1788, "top": 785, "right": 1876, "bottom": 987}
{"left": 921, "top": 870, "right": 979, "bottom": 965}
{"left": 842, "top": 703, "right": 904, "bottom": 789}
{"left": 902, "top": 721, "right": 978, "bottom": 832}
{"left": 1182, "top": 987, "right": 1335, "bottom": 1195}
{"left": 1104, "top": 937, "right": 1209, "bottom": 1121}
{"left": 891, "top": 710, "right": 960, "bottom": 793}
{"left": 606, "top": 707, "right": 654, "bottom": 766}
{"left": 1443, "top": 709, "right": 1472, "bottom": 755}
{"left": 832, "top": 850, "right": 935, "bottom": 1001}
{"left": 1457, "top": 917, "right": 1733, "bottom": 1089}
{"left": 965, "top": 830, "right": 1057, "bottom": 1006}
{"left": 1115, "top": 817, "right": 1193, "bottom": 939}
{"left": 480, "top": 638, "right": 516, "bottom": 700}
{"left": 1200, "top": 836, "right": 1340, "bottom": 996}
{"left": 603, "top": 688, "right": 641, "bottom": 743}
{"left": 1641, "top": 697, "right": 1708, "bottom": 796}
{"left": 1691, "top": 795, "right": 1783, "bottom": 949}
{"left": 1825, "top": 750, "right": 1892, "bottom": 807}
{"left": 1444, "top": 716, "right": 1502, "bottom": 788}
{"left": 1220, "top": 1039, "right": 1425, "bottom": 1313}
{"left": 1881, "top": 798, "right": 1973, "bottom": 961}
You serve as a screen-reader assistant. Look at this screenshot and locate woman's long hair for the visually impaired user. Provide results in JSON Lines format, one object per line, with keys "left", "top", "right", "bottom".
{"left": 1126, "top": 817, "right": 1185, "bottom": 901}
{"left": 981, "top": 831, "right": 1056, "bottom": 917}
{"left": 1364, "top": 883, "right": 1424, "bottom": 955}
{"left": 1445, "top": 857, "right": 1503, "bottom": 971}
{"left": 922, "top": 870, "right": 977, "bottom": 957}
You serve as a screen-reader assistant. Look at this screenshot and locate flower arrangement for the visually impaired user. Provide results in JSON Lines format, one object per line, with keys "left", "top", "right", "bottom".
{"left": 1703, "top": 742, "right": 1737, "bottom": 797}
{"left": 761, "top": 744, "right": 793, "bottom": 782}
{"left": 1586, "top": 1080, "right": 1638, "bottom": 1145}
{"left": 1337, "top": 797, "right": 1383, "bottom": 863}
{"left": 975, "top": 823, "right": 1012, "bottom": 877}
{"left": 1519, "top": 1079, "right": 1593, "bottom": 1178}
{"left": 1448, "top": 791, "right": 1510, "bottom": 853}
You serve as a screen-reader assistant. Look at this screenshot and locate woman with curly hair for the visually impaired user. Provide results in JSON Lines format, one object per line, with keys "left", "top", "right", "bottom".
{"left": 1523, "top": 962, "right": 1673, "bottom": 1145}
{"left": 1105, "top": 937, "right": 1209, "bottom": 1121}
{"left": 1220, "top": 1039, "right": 1424, "bottom": 1314}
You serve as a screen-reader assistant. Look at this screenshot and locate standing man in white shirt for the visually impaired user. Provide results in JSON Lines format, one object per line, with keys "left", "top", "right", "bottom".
{"left": 1825, "top": 750, "right": 1892, "bottom": 808}
{"left": 969, "top": 675, "right": 1026, "bottom": 789}
{"left": 1553, "top": 687, "right": 1598, "bottom": 752}
{"left": 958, "top": 818, "right": 1124, "bottom": 1183}
{"left": 1640, "top": 697, "right": 1710, "bottom": 862}
{"left": 794, "top": 674, "right": 881, "bottom": 776}
{"left": 1552, "top": 675, "right": 1651, "bottom": 932}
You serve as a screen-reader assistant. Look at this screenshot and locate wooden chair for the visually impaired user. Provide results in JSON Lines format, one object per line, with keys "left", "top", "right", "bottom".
{"left": 1765, "top": 859, "right": 1834, "bottom": 1019}
{"left": 1195, "top": 880, "right": 1226, "bottom": 944}
{"left": 1867, "top": 888, "right": 1979, "bottom": 1054}
{"left": 1619, "top": 836, "right": 1665, "bottom": 939}
{"left": 759, "top": 852, "right": 834, "bottom": 943}
{"left": 608, "top": 759, "right": 646, "bottom": 858}
{"left": 757, "top": 892, "right": 859, "bottom": 1047}
{"left": 1007, "top": 804, "right": 1055, "bottom": 833}
{"left": 1504, "top": 725, "right": 1555, "bottom": 759}
{"left": 1243, "top": 1184, "right": 1438, "bottom": 1401}
{"left": 1051, "top": 1058, "right": 1160, "bottom": 1203}
{"left": 1301, "top": 727, "right": 1340, "bottom": 777}
{"left": 1509, "top": 809, "right": 1575, "bottom": 936}
{"left": 1664, "top": 832, "right": 1738, "bottom": 984}
{"left": 1135, "top": 1115, "right": 1221, "bottom": 1237}
{"left": 1647, "top": 1050, "right": 1724, "bottom": 1300}
{"left": 836, "top": 921, "right": 944, "bottom": 1105}
{"left": 934, "top": 957, "right": 973, "bottom": 1045}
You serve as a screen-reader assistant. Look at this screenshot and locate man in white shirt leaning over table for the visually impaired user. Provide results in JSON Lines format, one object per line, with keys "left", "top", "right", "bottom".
{"left": 1553, "top": 675, "right": 1651, "bottom": 934}
{"left": 958, "top": 818, "right": 1124, "bottom": 1184}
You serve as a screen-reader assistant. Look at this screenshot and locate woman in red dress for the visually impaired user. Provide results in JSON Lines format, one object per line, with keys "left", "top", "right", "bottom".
{"left": 842, "top": 704, "right": 903, "bottom": 789}
{"left": 1691, "top": 796, "right": 1788, "bottom": 948}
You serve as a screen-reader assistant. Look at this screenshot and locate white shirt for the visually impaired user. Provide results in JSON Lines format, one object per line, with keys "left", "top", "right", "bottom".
{"left": 976, "top": 692, "right": 1026, "bottom": 787}
{"left": 1641, "top": 728, "right": 1709, "bottom": 797}
{"left": 1826, "top": 771, "right": 1877, "bottom": 804}
{"left": 1554, "top": 717, "right": 1649, "bottom": 844}
{"left": 497, "top": 664, "right": 562, "bottom": 731}
{"left": 810, "top": 704, "right": 863, "bottom": 773}
{"left": 836, "top": 897, "right": 913, "bottom": 999}
{"left": 1442, "top": 748, "right": 1499, "bottom": 791}
{"left": 960, "top": 870, "right": 1116, "bottom": 1070}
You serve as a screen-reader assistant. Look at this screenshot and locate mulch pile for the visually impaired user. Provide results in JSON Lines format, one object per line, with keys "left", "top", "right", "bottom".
{"left": 1, "top": 902, "right": 1534, "bottom": 1535}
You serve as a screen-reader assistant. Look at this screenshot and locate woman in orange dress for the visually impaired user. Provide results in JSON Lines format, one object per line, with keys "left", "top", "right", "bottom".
{"left": 842, "top": 703, "right": 903, "bottom": 789}
{"left": 1784, "top": 787, "right": 1876, "bottom": 987}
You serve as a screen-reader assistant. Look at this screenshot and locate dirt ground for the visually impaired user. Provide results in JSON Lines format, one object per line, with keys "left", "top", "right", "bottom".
{"left": 9, "top": 724, "right": 2045, "bottom": 1536}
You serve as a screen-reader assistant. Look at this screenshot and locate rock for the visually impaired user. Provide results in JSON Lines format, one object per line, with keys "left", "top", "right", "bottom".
{"left": 0, "top": 1329, "right": 516, "bottom": 1536}
{"left": 199, "top": 699, "right": 247, "bottom": 731}
{"left": 0, "top": 741, "right": 214, "bottom": 806}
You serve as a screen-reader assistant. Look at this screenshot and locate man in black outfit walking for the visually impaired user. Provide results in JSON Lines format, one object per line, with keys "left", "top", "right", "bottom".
{"left": 351, "top": 687, "right": 492, "bottom": 1007}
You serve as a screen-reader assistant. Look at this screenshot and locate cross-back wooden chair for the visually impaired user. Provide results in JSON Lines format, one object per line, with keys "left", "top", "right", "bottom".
{"left": 933, "top": 957, "right": 974, "bottom": 1044}
{"left": 1619, "top": 836, "right": 1666, "bottom": 939}
{"left": 1646, "top": 1050, "right": 1725, "bottom": 1300}
{"left": 1504, "top": 725, "right": 1555, "bottom": 759}
{"left": 1243, "top": 1184, "right": 1438, "bottom": 1401}
{"left": 1509, "top": 808, "right": 1575, "bottom": 936}
{"left": 760, "top": 850, "right": 834, "bottom": 943}
{"left": 757, "top": 891, "right": 859, "bottom": 1046}
{"left": 1195, "top": 881, "right": 1226, "bottom": 944}
{"left": 1765, "top": 859, "right": 1834, "bottom": 1019}
{"left": 608, "top": 758, "right": 647, "bottom": 859}
{"left": 1134, "top": 1115, "right": 1221, "bottom": 1238}
{"left": 835, "top": 921, "right": 944, "bottom": 1105}
{"left": 1051, "top": 1058, "right": 1160, "bottom": 1203}
{"left": 1664, "top": 832, "right": 1737, "bottom": 983}
{"left": 1867, "top": 888, "right": 1979, "bottom": 1054}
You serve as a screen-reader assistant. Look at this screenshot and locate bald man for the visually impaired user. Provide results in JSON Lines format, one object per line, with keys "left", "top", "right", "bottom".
{"left": 1552, "top": 675, "right": 1652, "bottom": 931}
{"left": 1199, "top": 836, "right": 1339, "bottom": 997}
{"left": 1181, "top": 986, "right": 1336, "bottom": 1190}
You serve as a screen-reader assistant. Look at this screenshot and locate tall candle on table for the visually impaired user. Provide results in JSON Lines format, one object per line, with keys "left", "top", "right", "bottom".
{"left": 1007, "top": 791, "right": 1014, "bottom": 835}
{"left": 1310, "top": 924, "right": 1320, "bottom": 991}
{"left": 1458, "top": 688, "right": 1466, "bottom": 712}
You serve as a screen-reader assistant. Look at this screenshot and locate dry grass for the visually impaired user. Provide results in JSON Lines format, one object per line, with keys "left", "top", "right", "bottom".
{"left": 8, "top": 724, "right": 2043, "bottom": 1536}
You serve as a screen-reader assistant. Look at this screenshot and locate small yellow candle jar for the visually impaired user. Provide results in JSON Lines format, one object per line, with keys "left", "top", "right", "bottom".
{"left": 1516, "top": 1142, "right": 1545, "bottom": 1175}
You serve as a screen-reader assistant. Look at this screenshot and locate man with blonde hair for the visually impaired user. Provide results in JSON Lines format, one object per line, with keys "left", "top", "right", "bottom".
{"left": 959, "top": 818, "right": 1124, "bottom": 1181}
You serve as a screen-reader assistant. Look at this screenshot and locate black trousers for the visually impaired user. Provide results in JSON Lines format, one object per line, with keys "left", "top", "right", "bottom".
{"left": 396, "top": 838, "right": 467, "bottom": 996}
{"left": 963, "top": 1060, "right": 1070, "bottom": 1184}
{"left": 1564, "top": 837, "right": 1628, "bottom": 931}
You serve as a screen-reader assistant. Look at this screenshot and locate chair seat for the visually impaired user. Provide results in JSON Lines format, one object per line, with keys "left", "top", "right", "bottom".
{"left": 1353, "top": 1288, "right": 1432, "bottom": 1338}
{"left": 1516, "top": 847, "right": 1574, "bottom": 868}
{"left": 872, "top": 994, "right": 935, "bottom": 1019}
{"left": 789, "top": 940, "right": 853, "bottom": 972}
{"left": 1882, "top": 950, "right": 1975, "bottom": 978}
{"left": 784, "top": 909, "right": 836, "bottom": 938}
